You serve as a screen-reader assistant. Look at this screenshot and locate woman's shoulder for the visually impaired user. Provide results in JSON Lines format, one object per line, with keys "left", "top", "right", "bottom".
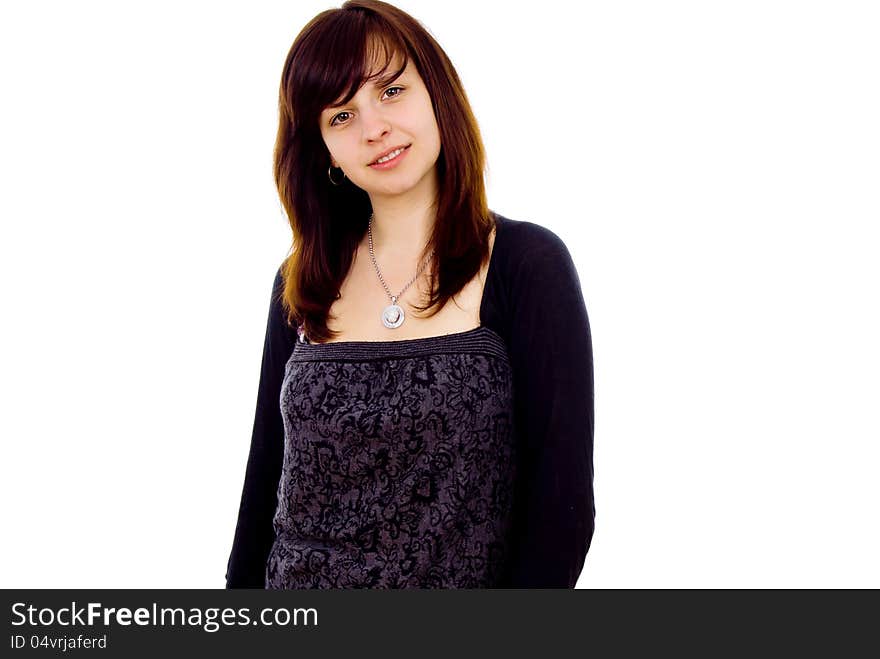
{"left": 488, "top": 211, "right": 589, "bottom": 342}
{"left": 491, "top": 211, "right": 576, "bottom": 271}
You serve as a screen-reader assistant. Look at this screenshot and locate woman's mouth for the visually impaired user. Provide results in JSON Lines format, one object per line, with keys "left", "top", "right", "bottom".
{"left": 369, "top": 145, "right": 411, "bottom": 170}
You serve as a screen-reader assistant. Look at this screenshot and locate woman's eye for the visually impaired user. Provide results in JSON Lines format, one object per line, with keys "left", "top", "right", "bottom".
{"left": 330, "top": 111, "right": 351, "bottom": 126}
{"left": 329, "top": 87, "right": 404, "bottom": 126}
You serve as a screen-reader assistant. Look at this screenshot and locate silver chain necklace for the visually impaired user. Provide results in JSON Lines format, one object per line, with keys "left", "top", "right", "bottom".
{"left": 368, "top": 213, "right": 435, "bottom": 329}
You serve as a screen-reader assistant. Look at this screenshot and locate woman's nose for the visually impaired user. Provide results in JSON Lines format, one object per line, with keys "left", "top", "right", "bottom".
{"left": 361, "top": 107, "right": 391, "bottom": 142}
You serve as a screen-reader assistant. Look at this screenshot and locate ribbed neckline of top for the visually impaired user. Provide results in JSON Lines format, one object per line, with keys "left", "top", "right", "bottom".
{"left": 289, "top": 325, "right": 508, "bottom": 363}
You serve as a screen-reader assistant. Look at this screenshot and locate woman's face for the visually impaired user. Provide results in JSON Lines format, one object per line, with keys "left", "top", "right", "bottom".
{"left": 319, "top": 53, "right": 442, "bottom": 200}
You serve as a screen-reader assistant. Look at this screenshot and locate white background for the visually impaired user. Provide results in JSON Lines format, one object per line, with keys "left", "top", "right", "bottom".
{"left": 1, "top": 0, "right": 877, "bottom": 588}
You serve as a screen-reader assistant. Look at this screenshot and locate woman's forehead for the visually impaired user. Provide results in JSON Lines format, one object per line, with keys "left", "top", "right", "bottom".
{"left": 363, "top": 44, "right": 408, "bottom": 83}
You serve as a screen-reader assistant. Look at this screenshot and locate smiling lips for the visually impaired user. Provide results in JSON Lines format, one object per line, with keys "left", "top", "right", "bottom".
{"left": 369, "top": 144, "right": 411, "bottom": 168}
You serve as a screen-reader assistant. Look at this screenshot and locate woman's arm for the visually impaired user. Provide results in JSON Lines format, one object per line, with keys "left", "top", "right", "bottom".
{"left": 504, "top": 226, "right": 595, "bottom": 588}
{"left": 225, "top": 266, "right": 296, "bottom": 588}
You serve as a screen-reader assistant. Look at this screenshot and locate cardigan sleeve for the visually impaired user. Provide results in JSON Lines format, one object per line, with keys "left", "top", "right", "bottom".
{"left": 225, "top": 266, "right": 296, "bottom": 588}
{"left": 504, "top": 227, "right": 595, "bottom": 588}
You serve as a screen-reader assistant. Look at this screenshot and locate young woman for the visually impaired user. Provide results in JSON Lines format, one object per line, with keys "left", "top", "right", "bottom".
{"left": 226, "top": 0, "right": 595, "bottom": 589}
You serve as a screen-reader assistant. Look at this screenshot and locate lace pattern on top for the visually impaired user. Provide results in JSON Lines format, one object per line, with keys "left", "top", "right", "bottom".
{"left": 266, "top": 327, "right": 517, "bottom": 588}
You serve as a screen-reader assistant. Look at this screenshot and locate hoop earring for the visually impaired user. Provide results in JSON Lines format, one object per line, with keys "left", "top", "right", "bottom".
{"left": 328, "top": 165, "right": 346, "bottom": 186}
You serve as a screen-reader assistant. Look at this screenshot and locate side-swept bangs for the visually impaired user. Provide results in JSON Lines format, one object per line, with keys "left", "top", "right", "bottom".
{"left": 287, "top": 18, "right": 411, "bottom": 130}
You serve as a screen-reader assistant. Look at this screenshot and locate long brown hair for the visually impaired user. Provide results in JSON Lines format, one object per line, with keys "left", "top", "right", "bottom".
{"left": 274, "top": 0, "right": 493, "bottom": 343}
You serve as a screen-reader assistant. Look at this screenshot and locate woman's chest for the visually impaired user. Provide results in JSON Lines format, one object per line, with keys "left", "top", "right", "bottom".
{"left": 327, "top": 279, "right": 483, "bottom": 342}
{"left": 327, "top": 271, "right": 485, "bottom": 341}
{"left": 325, "top": 249, "right": 491, "bottom": 343}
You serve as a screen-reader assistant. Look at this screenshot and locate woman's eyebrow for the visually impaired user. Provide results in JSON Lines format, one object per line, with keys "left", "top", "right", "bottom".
{"left": 373, "top": 67, "right": 406, "bottom": 87}
{"left": 325, "top": 71, "right": 407, "bottom": 110}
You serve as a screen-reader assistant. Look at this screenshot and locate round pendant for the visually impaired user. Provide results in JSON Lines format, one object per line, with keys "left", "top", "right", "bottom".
{"left": 382, "top": 304, "right": 405, "bottom": 329}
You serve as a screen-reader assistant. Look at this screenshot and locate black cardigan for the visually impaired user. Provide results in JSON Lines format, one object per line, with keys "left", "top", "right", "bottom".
{"left": 226, "top": 212, "right": 595, "bottom": 588}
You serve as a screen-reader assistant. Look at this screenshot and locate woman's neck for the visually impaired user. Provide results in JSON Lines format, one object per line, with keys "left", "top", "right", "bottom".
{"left": 367, "top": 202, "right": 436, "bottom": 262}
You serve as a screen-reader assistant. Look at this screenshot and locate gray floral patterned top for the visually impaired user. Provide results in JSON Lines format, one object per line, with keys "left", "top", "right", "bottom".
{"left": 265, "top": 327, "right": 516, "bottom": 588}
